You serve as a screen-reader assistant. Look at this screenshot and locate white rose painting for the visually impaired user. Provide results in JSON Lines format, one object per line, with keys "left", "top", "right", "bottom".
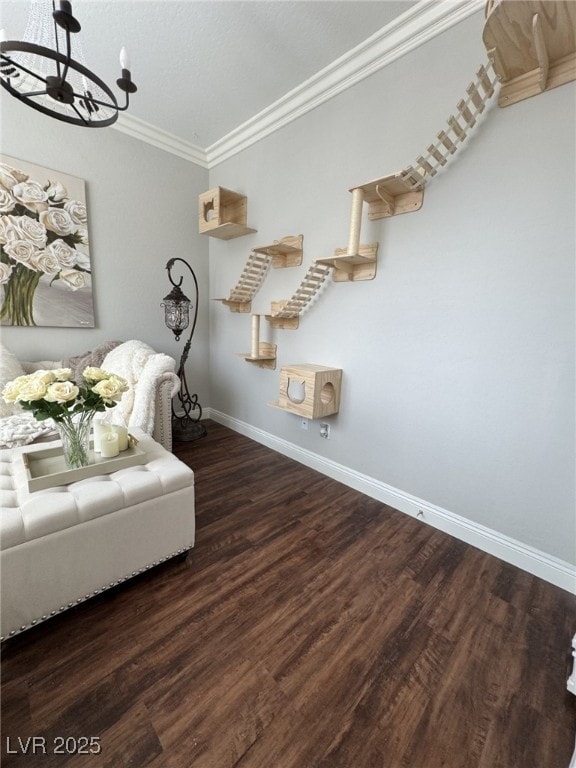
{"left": 0, "top": 155, "right": 94, "bottom": 327}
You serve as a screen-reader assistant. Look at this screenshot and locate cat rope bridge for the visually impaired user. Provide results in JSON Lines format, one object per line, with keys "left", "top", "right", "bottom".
{"left": 219, "top": 60, "right": 500, "bottom": 327}
{"left": 265, "top": 262, "right": 332, "bottom": 330}
{"left": 339, "top": 60, "right": 499, "bottom": 273}
{"left": 400, "top": 61, "right": 499, "bottom": 189}
{"left": 214, "top": 249, "right": 272, "bottom": 312}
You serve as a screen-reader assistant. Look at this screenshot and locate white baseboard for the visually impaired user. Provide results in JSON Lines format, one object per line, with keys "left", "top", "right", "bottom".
{"left": 206, "top": 409, "right": 576, "bottom": 595}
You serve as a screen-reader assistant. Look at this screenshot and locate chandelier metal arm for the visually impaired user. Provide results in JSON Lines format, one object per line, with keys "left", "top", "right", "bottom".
{"left": 1, "top": 41, "right": 117, "bottom": 99}
{"left": 0, "top": 0, "right": 137, "bottom": 129}
{"left": 58, "top": 28, "right": 71, "bottom": 83}
{"left": 2, "top": 60, "right": 133, "bottom": 120}
{"left": 19, "top": 88, "right": 50, "bottom": 98}
{"left": 1, "top": 49, "right": 51, "bottom": 85}
{"left": 70, "top": 101, "right": 89, "bottom": 125}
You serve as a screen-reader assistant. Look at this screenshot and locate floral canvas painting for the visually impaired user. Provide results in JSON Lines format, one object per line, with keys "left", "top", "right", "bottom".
{"left": 0, "top": 155, "right": 94, "bottom": 327}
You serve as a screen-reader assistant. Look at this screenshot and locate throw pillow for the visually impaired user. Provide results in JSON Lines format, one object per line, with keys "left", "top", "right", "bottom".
{"left": 63, "top": 340, "right": 123, "bottom": 383}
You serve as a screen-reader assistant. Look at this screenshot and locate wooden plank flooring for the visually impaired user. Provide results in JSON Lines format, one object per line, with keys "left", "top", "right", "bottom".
{"left": 1, "top": 420, "right": 575, "bottom": 767}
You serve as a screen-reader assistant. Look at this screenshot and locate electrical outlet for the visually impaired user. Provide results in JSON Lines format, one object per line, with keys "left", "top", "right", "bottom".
{"left": 320, "top": 422, "right": 330, "bottom": 439}
{"left": 300, "top": 418, "right": 309, "bottom": 431}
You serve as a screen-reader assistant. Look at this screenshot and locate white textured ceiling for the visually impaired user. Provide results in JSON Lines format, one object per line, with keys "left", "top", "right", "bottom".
{"left": 2, "top": 0, "right": 417, "bottom": 148}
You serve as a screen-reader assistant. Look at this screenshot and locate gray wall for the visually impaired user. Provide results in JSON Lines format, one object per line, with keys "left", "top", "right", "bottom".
{"left": 0, "top": 94, "right": 210, "bottom": 409}
{"left": 208, "top": 13, "right": 575, "bottom": 564}
{"left": 1, "top": 10, "right": 573, "bottom": 568}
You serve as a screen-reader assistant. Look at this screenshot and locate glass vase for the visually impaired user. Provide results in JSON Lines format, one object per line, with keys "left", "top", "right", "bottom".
{"left": 56, "top": 415, "right": 93, "bottom": 469}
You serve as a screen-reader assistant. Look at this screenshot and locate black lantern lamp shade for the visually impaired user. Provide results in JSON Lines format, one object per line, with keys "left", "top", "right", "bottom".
{"left": 162, "top": 284, "right": 191, "bottom": 342}
{"left": 0, "top": 0, "right": 137, "bottom": 127}
{"left": 161, "top": 258, "right": 207, "bottom": 443}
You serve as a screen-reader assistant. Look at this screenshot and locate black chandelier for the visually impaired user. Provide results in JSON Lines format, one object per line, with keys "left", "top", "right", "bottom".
{"left": 0, "top": 0, "right": 136, "bottom": 127}
{"left": 161, "top": 258, "right": 207, "bottom": 443}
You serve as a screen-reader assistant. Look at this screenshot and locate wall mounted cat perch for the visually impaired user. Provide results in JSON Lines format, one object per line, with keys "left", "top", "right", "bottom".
{"left": 208, "top": 0, "right": 574, "bottom": 346}
{"left": 483, "top": 0, "right": 576, "bottom": 108}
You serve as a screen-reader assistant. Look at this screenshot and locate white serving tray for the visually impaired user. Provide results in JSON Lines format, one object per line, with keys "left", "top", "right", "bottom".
{"left": 21, "top": 440, "right": 147, "bottom": 492}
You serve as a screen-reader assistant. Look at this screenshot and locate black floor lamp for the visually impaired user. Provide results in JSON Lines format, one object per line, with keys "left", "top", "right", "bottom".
{"left": 161, "top": 258, "right": 207, "bottom": 442}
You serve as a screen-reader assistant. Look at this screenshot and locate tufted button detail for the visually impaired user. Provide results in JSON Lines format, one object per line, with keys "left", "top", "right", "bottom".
{"left": 0, "top": 429, "right": 194, "bottom": 640}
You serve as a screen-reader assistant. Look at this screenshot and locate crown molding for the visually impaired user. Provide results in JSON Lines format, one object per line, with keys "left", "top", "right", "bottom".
{"left": 113, "top": 0, "right": 485, "bottom": 169}
{"left": 114, "top": 113, "right": 208, "bottom": 168}
{"left": 206, "top": 0, "right": 486, "bottom": 167}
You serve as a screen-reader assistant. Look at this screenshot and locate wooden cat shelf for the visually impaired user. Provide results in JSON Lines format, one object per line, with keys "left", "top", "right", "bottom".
{"left": 355, "top": 173, "right": 425, "bottom": 220}
{"left": 265, "top": 301, "right": 300, "bottom": 330}
{"left": 483, "top": 0, "right": 576, "bottom": 107}
{"left": 199, "top": 186, "right": 257, "bottom": 240}
{"left": 253, "top": 235, "right": 303, "bottom": 268}
{"left": 237, "top": 315, "right": 277, "bottom": 369}
{"left": 316, "top": 244, "right": 379, "bottom": 282}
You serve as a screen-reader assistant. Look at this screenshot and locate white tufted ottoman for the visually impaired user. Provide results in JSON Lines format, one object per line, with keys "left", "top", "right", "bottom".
{"left": 0, "top": 429, "right": 195, "bottom": 640}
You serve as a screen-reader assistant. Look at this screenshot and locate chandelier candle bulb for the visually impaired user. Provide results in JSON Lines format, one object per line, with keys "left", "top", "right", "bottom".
{"left": 100, "top": 432, "right": 119, "bottom": 459}
{"left": 119, "top": 47, "right": 130, "bottom": 70}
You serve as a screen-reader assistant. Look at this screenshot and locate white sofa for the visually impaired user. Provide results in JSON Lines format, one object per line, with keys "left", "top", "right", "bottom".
{"left": 0, "top": 339, "right": 181, "bottom": 452}
{"left": 0, "top": 340, "right": 195, "bottom": 640}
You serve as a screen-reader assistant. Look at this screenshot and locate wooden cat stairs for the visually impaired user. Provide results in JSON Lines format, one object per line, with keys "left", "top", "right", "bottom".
{"left": 212, "top": 0, "right": 575, "bottom": 335}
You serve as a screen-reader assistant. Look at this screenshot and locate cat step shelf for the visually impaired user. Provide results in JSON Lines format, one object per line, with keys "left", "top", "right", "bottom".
{"left": 238, "top": 342, "right": 277, "bottom": 370}
{"left": 253, "top": 235, "right": 303, "bottom": 268}
{"left": 354, "top": 173, "right": 425, "bottom": 220}
{"left": 316, "top": 243, "right": 378, "bottom": 282}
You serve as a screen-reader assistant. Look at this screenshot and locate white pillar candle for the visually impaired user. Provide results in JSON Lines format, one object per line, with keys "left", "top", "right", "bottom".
{"left": 93, "top": 419, "right": 111, "bottom": 453}
{"left": 112, "top": 424, "right": 129, "bottom": 451}
{"left": 100, "top": 432, "right": 119, "bottom": 458}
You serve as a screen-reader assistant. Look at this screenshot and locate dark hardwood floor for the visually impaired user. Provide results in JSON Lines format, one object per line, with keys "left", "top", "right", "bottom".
{"left": 1, "top": 420, "right": 575, "bottom": 767}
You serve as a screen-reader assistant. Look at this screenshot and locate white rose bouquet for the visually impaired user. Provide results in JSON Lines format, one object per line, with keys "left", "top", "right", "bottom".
{"left": 0, "top": 160, "right": 90, "bottom": 326}
{"left": 2, "top": 367, "right": 129, "bottom": 468}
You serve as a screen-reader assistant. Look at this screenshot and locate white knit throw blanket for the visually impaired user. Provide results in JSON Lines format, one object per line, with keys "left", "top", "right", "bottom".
{"left": 0, "top": 413, "right": 56, "bottom": 448}
{"left": 101, "top": 340, "right": 176, "bottom": 433}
